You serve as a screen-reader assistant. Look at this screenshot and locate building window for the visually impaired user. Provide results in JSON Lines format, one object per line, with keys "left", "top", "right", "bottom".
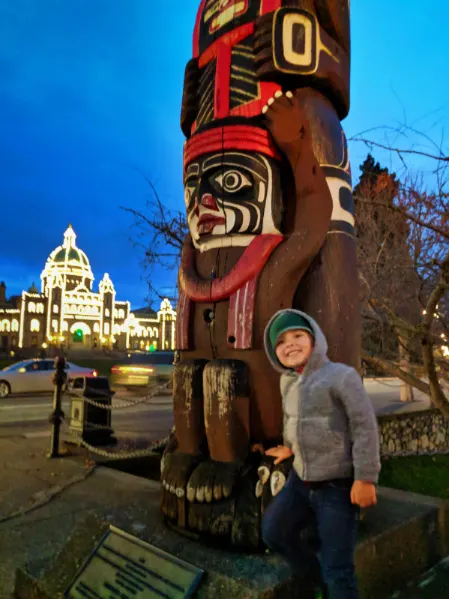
{"left": 31, "top": 336, "right": 38, "bottom": 347}
{"left": 30, "top": 319, "right": 40, "bottom": 332}
{"left": 1, "top": 320, "right": 10, "bottom": 332}
{"left": 11, "top": 337, "right": 17, "bottom": 347}
{"left": 36, "top": 304, "right": 44, "bottom": 314}
{"left": 113, "top": 324, "right": 120, "bottom": 334}
{"left": 53, "top": 304, "right": 59, "bottom": 314}
{"left": 105, "top": 308, "right": 110, "bottom": 317}
{"left": 118, "top": 309, "right": 125, "bottom": 319}
{"left": 28, "top": 302, "right": 36, "bottom": 313}
{"left": 11, "top": 319, "right": 19, "bottom": 332}
{"left": 94, "top": 323, "right": 100, "bottom": 333}
{"left": 114, "top": 309, "right": 118, "bottom": 318}
{"left": 52, "top": 320, "right": 58, "bottom": 332}
{"left": 62, "top": 321, "right": 68, "bottom": 332}
{"left": 104, "top": 323, "right": 110, "bottom": 335}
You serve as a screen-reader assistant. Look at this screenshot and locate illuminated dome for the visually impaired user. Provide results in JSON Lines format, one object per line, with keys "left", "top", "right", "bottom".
{"left": 41, "top": 225, "right": 94, "bottom": 291}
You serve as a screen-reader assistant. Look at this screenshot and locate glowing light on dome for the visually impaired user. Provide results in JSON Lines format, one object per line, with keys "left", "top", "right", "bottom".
{"left": 41, "top": 224, "right": 94, "bottom": 295}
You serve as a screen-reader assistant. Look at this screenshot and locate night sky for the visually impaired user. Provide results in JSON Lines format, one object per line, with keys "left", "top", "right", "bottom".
{"left": 1, "top": 1, "right": 448, "bottom": 308}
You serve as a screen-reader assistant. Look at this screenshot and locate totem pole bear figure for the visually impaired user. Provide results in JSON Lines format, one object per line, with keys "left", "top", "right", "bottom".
{"left": 161, "top": 0, "right": 359, "bottom": 548}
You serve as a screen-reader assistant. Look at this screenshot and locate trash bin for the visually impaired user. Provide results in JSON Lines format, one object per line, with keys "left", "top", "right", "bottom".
{"left": 67, "top": 376, "right": 115, "bottom": 446}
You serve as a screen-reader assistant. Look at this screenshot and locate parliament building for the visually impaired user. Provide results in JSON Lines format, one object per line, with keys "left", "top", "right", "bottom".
{"left": 0, "top": 225, "right": 176, "bottom": 353}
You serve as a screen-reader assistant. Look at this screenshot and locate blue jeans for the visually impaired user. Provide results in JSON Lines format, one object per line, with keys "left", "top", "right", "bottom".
{"left": 262, "top": 470, "right": 359, "bottom": 599}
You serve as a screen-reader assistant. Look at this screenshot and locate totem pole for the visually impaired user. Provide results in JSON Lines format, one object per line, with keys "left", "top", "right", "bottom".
{"left": 161, "top": 0, "right": 359, "bottom": 548}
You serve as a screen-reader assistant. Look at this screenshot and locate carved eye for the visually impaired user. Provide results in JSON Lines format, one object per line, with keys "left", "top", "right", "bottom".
{"left": 212, "top": 170, "right": 252, "bottom": 194}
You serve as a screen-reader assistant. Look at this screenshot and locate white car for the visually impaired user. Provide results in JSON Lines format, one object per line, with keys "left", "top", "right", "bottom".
{"left": 0, "top": 359, "right": 98, "bottom": 399}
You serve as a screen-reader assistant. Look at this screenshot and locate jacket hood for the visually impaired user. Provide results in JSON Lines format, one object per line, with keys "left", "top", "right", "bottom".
{"left": 264, "top": 309, "right": 329, "bottom": 375}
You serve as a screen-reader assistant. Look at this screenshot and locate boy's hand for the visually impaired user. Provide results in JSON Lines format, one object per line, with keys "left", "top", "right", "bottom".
{"left": 251, "top": 443, "right": 265, "bottom": 455}
{"left": 265, "top": 445, "right": 293, "bottom": 465}
{"left": 350, "top": 480, "right": 377, "bottom": 508}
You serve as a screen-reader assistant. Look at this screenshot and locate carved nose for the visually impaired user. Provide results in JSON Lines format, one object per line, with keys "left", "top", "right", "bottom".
{"left": 200, "top": 193, "right": 219, "bottom": 211}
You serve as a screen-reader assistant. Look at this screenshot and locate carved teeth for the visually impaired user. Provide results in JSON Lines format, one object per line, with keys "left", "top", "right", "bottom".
{"left": 262, "top": 105, "right": 268, "bottom": 114}
{"left": 267, "top": 97, "right": 275, "bottom": 106}
{"left": 274, "top": 90, "right": 283, "bottom": 98}
{"left": 187, "top": 485, "right": 196, "bottom": 502}
{"left": 258, "top": 465, "right": 270, "bottom": 485}
{"left": 270, "top": 471, "right": 286, "bottom": 497}
{"left": 286, "top": 91, "right": 293, "bottom": 99}
{"left": 255, "top": 480, "right": 264, "bottom": 498}
{"left": 204, "top": 486, "right": 213, "bottom": 503}
{"left": 176, "top": 487, "right": 185, "bottom": 498}
{"left": 196, "top": 487, "right": 205, "bottom": 503}
{"left": 213, "top": 484, "right": 223, "bottom": 502}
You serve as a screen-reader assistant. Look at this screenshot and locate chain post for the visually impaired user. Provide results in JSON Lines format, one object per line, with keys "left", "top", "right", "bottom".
{"left": 48, "top": 355, "right": 67, "bottom": 458}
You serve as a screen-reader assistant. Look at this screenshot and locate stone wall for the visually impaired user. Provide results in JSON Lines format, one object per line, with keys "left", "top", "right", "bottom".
{"left": 378, "top": 409, "right": 449, "bottom": 457}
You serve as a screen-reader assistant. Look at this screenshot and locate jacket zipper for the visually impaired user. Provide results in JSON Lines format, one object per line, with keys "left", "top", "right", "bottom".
{"left": 293, "top": 375, "right": 306, "bottom": 480}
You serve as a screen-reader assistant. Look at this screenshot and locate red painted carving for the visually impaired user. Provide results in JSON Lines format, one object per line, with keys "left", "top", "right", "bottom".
{"left": 227, "top": 276, "right": 258, "bottom": 349}
{"left": 180, "top": 234, "right": 283, "bottom": 303}
{"left": 175, "top": 290, "right": 192, "bottom": 350}
{"left": 183, "top": 125, "right": 280, "bottom": 168}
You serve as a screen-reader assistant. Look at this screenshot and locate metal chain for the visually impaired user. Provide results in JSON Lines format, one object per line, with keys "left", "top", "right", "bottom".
{"left": 68, "top": 382, "right": 171, "bottom": 410}
{"left": 74, "top": 433, "right": 172, "bottom": 459}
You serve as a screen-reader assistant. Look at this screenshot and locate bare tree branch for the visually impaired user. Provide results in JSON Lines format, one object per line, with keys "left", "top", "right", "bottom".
{"left": 351, "top": 137, "right": 449, "bottom": 163}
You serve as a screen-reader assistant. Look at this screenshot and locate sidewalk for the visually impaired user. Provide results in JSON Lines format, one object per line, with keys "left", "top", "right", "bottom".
{"left": 365, "top": 378, "right": 431, "bottom": 416}
{"left": 0, "top": 435, "right": 162, "bottom": 598}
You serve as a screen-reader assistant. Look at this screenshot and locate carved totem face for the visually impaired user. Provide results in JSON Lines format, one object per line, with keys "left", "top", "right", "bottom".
{"left": 184, "top": 150, "right": 282, "bottom": 252}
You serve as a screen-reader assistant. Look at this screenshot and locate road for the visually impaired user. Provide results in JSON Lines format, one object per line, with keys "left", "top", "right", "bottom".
{"left": 0, "top": 391, "right": 174, "bottom": 439}
{"left": 0, "top": 377, "right": 433, "bottom": 440}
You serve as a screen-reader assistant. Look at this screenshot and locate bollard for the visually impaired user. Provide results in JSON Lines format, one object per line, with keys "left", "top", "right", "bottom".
{"left": 48, "top": 356, "right": 67, "bottom": 458}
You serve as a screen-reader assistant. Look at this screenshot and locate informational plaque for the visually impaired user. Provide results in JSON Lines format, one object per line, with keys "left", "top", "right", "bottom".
{"left": 64, "top": 525, "right": 205, "bottom": 598}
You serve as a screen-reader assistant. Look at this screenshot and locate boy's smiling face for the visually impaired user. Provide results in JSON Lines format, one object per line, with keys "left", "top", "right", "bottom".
{"left": 274, "top": 328, "right": 314, "bottom": 369}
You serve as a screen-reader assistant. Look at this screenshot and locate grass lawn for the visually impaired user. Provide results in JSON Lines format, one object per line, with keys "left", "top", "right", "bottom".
{"left": 380, "top": 455, "right": 449, "bottom": 499}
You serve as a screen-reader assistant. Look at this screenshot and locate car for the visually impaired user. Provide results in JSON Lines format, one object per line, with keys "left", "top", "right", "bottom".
{"left": 110, "top": 351, "right": 175, "bottom": 390}
{"left": 0, "top": 359, "right": 98, "bottom": 399}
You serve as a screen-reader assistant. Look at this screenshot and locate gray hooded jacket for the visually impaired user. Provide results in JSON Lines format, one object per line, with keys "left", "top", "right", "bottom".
{"left": 264, "top": 309, "right": 381, "bottom": 483}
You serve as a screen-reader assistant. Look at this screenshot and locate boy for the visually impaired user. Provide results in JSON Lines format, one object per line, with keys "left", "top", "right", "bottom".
{"left": 261, "top": 309, "right": 380, "bottom": 599}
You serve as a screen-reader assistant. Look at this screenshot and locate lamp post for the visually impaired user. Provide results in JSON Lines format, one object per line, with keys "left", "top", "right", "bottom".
{"left": 48, "top": 356, "right": 67, "bottom": 458}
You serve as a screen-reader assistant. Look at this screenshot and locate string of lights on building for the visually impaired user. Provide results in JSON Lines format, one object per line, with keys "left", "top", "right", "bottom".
{"left": 0, "top": 225, "right": 176, "bottom": 353}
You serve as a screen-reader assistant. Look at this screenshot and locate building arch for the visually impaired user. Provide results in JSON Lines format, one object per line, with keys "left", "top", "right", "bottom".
{"left": 70, "top": 322, "right": 92, "bottom": 335}
{"left": 30, "top": 319, "right": 40, "bottom": 332}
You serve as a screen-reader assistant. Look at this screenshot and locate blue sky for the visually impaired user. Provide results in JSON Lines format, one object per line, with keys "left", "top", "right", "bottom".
{"left": 0, "top": 1, "right": 448, "bottom": 308}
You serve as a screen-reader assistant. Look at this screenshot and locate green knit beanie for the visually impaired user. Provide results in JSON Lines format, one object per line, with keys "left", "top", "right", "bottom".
{"left": 269, "top": 312, "right": 314, "bottom": 348}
